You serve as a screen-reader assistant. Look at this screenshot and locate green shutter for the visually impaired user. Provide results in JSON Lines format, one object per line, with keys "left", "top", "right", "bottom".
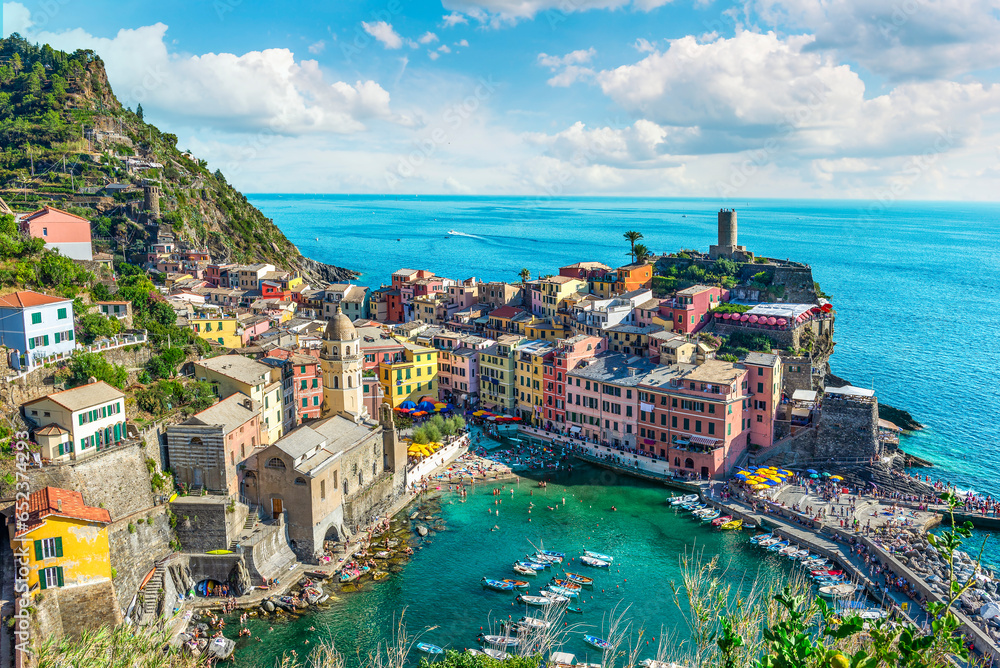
{"left": 54, "top": 537, "right": 63, "bottom": 558}
{"left": 39, "top": 569, "right": 46, "bottom": 590}
{"left": 31, "top": 312, "right": 41, "bottom": 324}
{"left": 58, "top": 442, "right": 64, "bottom": 456}
{"left": 68, "top": 330, "right": 74, "bottom": 341}
{"left": 43, "top": 335, "right": 49, "bottom": 346}
{"left": 79, "top": 414, "right": 84, "bottom": 426}
{"left": 34, "top": 540, "right": 42, "bottom": 560}
{"left": 56, "top": 567, "right": 64, "bottom": 587}
{"left": 58, "top": 308, "right": 66, "bottom": 319}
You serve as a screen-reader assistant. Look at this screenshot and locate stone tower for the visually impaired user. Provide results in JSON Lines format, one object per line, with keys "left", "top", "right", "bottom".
{"left": 143, "top": 184, "right": 161, "bottom": 219}
{"left": 709, "top": 208, "right": 749, "bottom": 260}
{"left": 320, "top": 303, "right": 366, "bottom": 422}
{"left": 379, "top": 401, "right": 407, "bottom": 482}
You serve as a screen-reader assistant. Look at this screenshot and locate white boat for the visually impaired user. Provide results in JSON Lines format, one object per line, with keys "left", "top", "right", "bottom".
{"left": 482, "top": 648, "right": 509, "bottom": 660}
{"left": 518, "top": 594, "right": 553, "bottom": 606}
{"left": 669, "top": 494, "right": 698, "bottom": 506}
{"left": 580, "top": 556, "right": 610, "bottom": 568}
{"left": 583, "top": 550, "right": 613, "bottom": 562}
{"left": 517, "top": 616, "right": 551, "bottom": 630}
{"left": 513, "top": 564, "right": 537, "bottom": 576}
{"left": 540, "top": 590, "right": 570, "bottom": 603}
{"left": 749, "top": 533, "right": 772, "bottom": 544}
{"left": 819, "top": 583, "right": 858, "bottom": 599}
{"left": 479, "top": 634, "right": 520, "bottom": 647}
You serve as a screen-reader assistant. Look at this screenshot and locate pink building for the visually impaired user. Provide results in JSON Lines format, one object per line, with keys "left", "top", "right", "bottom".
{"left": 744, "top": 352, "right": 782, "bottom": 450}
{"left": 266, "top": 349, "right": 324, "bottom": 423}
{"left": 19, "top": 206, "right": 93, "bottom": 260}
{"left": 558, "top": 262, "right": 612, "bottom": 280}
{"left": 447, "top": 278, "right": 480, "bottom": 310}
{"left": 669, "top": 285, "right": 728, "bottom": 334}
{"left": 542, "top": 335, "right": 604, "bottom": 430}
{"left": 564, "top": 353, "right": 657, "bottom": 448}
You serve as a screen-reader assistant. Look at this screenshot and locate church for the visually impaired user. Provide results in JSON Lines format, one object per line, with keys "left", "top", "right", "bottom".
{"left": 250, "top": 305, "right": 408, "bottom": 561}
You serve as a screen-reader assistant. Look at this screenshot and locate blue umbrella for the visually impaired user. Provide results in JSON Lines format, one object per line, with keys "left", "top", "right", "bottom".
{"left": 416, "top": 401, "right": 436, "bottom": 413}
{"left": 821, "top": 472, "right": 831, "bottom": 477}
{"left": 401, "top": 400, "right": 417, "bottom": 410}
{"left": 734, "top": 473, "right": 748, "bottom": 478}
{"left": 806, "top": 469, "right": 818, "bottom": 474}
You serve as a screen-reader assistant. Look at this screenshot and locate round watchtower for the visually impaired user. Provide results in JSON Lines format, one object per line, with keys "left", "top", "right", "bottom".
{"left": 143, "top": 184, "right": 161, "bottom": 219}
{"left": 718, "top": 208, "right": 737, "bottom": 248}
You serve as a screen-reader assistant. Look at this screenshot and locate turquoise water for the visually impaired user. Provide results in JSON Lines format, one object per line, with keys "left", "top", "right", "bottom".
{"left": 230, "top": 463, "right": 796, "bottom": 667}
{"left": 250, "top": 195, "right": 1000, "bottom": 499}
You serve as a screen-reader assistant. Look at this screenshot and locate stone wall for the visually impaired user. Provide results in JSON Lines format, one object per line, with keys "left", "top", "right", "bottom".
{"left": 171, "top": 498, "right": 247, "bottom": 552}
{"left": 780, "top": 354, "right": 816, "bottom": 395}
{"left": 243, "top": 518, "right": 298, "bottom": 584}
{"left": 108, "top": 505, "right": 174, "bottom": 611}
{"left": 343, "top": 471, "right": 399, "bottom": 534}
{"left": 32, "top": 579, "right": 122, "bottom": 643}
{"left": 813, "top": 397, "right": 880, "bottom": 461}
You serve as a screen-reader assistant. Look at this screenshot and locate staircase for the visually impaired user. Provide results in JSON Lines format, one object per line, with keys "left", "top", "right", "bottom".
{"left": 139, "top": 562, "right": 166, "bottom": 623}
{"left": 229, "top": 504, "right": 260, "bottom": 550}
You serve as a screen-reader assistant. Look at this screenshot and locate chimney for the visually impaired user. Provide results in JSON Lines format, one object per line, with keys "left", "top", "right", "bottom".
{"left": 57, "top": 499, "right": 62, "bottom": 512}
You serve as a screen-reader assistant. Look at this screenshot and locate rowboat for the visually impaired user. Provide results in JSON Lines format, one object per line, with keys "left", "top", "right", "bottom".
{"left": 720, "top": 519, "right": 742, "bottom": 530}
{"left": 502, "top": 579, "right": 529, "bottom": 589}
{"left": 584, "top": 635, "right": 611, "bottom": 651}
{"left": 669, "top": 494, "right": 698, "bottom": 505}
{"left": 546, "top": 585, "right": 578, "bottom": 598}
{"left": 531, "top": 553, "right": 562, "bottom": 564}
{"left": 711, "top": 515, "right": 733, "bottom": 527}
{"left": 540, "top": 590, "right": 570, "bottom": 603}
{"left": 758, "top": 537, "right": 780, "bottom": 547}
{"left": 583, "top": 550, "right": 613, "bottom": 562}
{"left": 796, "top": 553, "right": 821, "bottom": 562}
{"left": 538, "top": 550, "right": 566, "bottom": 558}
{"left": 479, "top": 634, "right": 520, "bottom": 647}
{"left": 811, "top": 570, "right": 844, "bottom": 578}
{"left": 767, "top": 541, "right": 790, "bottom": 552}
{"left": 699, "top": 510, "right": 721, "bottom": 522}
{"left": 690, "top": 506, "right": 712, "bottom": 516}
{"left": 778, "top": 545, "right": 798, "bottom": 556}
{"left": 513, "top": 564, "right": 537, "bottom": 576}
{"left": 802, "top": 559, "right": 829, "bottom": 569}
{"left": 482, "top": 578, "right": 516, "bottom": 591}
{"left": 481, "top": 648, "right": 509, "bottom": 660}
{"left": 580, "top": 556, "right": 610, "bottom": 568}
{"left": 517, "top": 561, "right": 547, "bottom": 571}
{"left": 787, "top": 549, "right": 810, "bottom": 559}
{"left": 819, "top": 583, "right": 858, "bottom": 599}
{"left": 682, "top": 502, "right": 705, "bottom": 511}
{"left": 417, "top": 643, "right": 444, "bottom": 655}
{"left": 517, "top": 616, "right": 551, "bottom": 630}
{"left": 551, "top": 579, "right": 582, "bottom": 590}
{"left": 517, "top": 594, "right": 552, "bottom": 606}
{"left": 563, "top": 572, "right": 594, "bottom": 585}
{"left": 749, "top": 533, "right": 772, "bottom": 544}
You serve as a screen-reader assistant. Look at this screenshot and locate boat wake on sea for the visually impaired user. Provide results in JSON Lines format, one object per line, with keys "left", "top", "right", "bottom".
{"left": 448, "top": 229, "right": 487, "bottom": 240}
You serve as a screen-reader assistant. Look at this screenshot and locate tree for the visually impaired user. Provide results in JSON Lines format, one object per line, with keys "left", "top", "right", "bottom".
{"left": 633, "top": 243, "right": 651, "bottom": 264}
{"left": 136, "top": 102, "right": 143, "bottom": 120}
{"left": 0, "top": 213, "right": 16, "bottom": 237}
{"left": 519, "top": 268, "right": 530, "bottom": 283}
{"left": 623, "top": 230, "right": 643, "bottom": 262}
{"left": 61, "top": 352, "right": 128, "bottom": 389}
{"left": 79, "top": 312, "right": 120, "bottom": 344}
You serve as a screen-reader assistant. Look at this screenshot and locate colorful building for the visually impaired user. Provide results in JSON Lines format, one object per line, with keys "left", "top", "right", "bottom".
{"left": 479, "top": 335, "right": 524, "bottom": 413}
{"left": 194, "top": 355, "right": 285, "bottom": 444}
{"left": 188, "top": 313, "right": 247, "bottom": 348}
{"left": 378, "top": 339, "right": 439, "bottom": 408}
{"left": 0, "top": 291, "right": 77, "bottom": 370}
{"left": 669, "top": 284, "right": 728, "bottom": 334}
{"left": 564, "top": 353, "right": 657, "bottom": 448}
{"left": 541, "top": 335, "right": 604, "bottom": 429}
{"left": 744, "top": 352, "right": 783, "bottom": 450}
{"left": 534, "top": 276, "right": 587, "bottom": 320}
{"left": 558, "top": 262, "right": 612, "bottom": 280}
{"left": 266, "top": 349, "right": 324, "bottom": 423}
{"left": 11, "top": 487, "right": 112, "bottom": 592}
{"left": 18, "top": 206, "right": 93, "bottom": 260}
{"left": 23, "top": 381, "right": 127, "bottom": 461}
{"left": 514, "top": 340, "right": 555, "bottom": 425}
{"left": 637, "top": 360, "right": 750, "bottom": 479}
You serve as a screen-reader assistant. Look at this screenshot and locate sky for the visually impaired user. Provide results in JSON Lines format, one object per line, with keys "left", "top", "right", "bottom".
{"left": 3, "top": 0, "right": 1000, "bottom": 199}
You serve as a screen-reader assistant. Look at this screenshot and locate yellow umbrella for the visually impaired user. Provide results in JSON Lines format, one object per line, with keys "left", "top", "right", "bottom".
{"left": 830, "top": 475, "right": 843, "bottom": 481}
{"left": 752, "top": 484, "right": 769, "bottom": 490}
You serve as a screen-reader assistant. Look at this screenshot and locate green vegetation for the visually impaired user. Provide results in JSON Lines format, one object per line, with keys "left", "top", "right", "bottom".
{"left": 57, "top": 351, "right": 128, "bottom": 389}
{"left": 412, "top": 414, "right": 465, "bottom": 444}
{"left": 78, "top": 311, "right": 120, "bottom": 343}
{"left": 712, "top": 302, "right": 752, "bottom": 314}
{"left": 623, "top": 230, "right": 644, "bottom": 263}
{"left": 717, "top": 331, "right": 776, "bottom": 359}
{"left": 632, "top": 243, "right": 651, "bottom": 263}
{"left": 135, "top": 379, "right": 215, "bottom": 415}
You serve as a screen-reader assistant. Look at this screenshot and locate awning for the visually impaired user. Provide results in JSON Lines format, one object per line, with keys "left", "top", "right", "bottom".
{"left": 640, "top": 402, "right": 654, "bottom": 412}
{"left": 569, "top": 426, "right": 582, "bottom": 433}
{"left": 689, "top": 435, "right": 720, "bottom": 446}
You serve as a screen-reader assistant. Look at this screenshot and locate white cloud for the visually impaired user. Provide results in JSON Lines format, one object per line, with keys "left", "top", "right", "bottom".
{"left": 428, "top": 51, "right": 440, "bottom": 60}
{"left": 307, "top": 40, "right": 326, "bottom": 54}
{"left": 441, "top": 0, "right": 672, "bottom": 24}
{"left": 361, "top": 20, "right": 403, "bottom": 49}
{"left": 418, "top": 31, "right": 439, "bottom": 45}
{"left": 633, "top": 38, "right": 655, "bottom": 53}
{"left": 537, "top": 48, "right": 596, "bottom": 87}
{"left": 2, "top": 2, "right": 32, "bottom": 35}
{"left": 438, "top": 44, "right": 452, "bottom": 54}
{"left": 22, "top": 18, "right": 395, "bottom": 135}
{"left": 748, "top": 0, "right": 1000, "bottom": 80}
{"left": 443, "top": 176, "right": 472, "bottom": 193}
{"left": 456, "top": 39, "right": 470, "bottom": 47}
{"left": 525, "top": 120, "right": 694, "bottom": 167}
{"left": 441, "top": 12, "right": 469, "bottom": 27}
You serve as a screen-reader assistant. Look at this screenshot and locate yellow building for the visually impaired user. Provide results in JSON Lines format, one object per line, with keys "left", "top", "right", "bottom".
{"left": 479, "top": 335, "right": 523, "bottom": 413}
{"left": 514, "top": 340, "right": 554, "bottom": 425}
{"left": 379, "top": 339, "right": 439, "bottom": 407}
{"left": 189, "top": 315, "right": 246, "bottom": 348}
{"left": 194, "top": 355, "right": 285, "bottom": 444}
{"left": 536, "top": 276, "right": 587, "bottom": 319}
{"left": 12, "top": 487, "right": 112, "bottom": 592}
{"left": 524, "top": 318, "right": 570, "bottom": 342}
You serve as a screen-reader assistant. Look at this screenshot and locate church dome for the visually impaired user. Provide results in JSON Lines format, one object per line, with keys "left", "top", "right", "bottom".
{"left": 324, "top": 303, "right": 357, "bottom": 341}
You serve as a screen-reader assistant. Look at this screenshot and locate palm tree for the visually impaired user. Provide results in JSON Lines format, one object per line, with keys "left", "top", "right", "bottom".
{"left": 519, "top": 268, "right": 531, "bottom": 283}
{"left": 624, "top": 231, "right": 643, "bottom": 262}
{"left": 633, "top": 243, "right": 651, "bottom": 264}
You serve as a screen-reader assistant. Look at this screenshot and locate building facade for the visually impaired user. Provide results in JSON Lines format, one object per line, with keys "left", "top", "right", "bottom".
{"left": 0, "top": 291, "right": 76, "bottom": 370}
{"left": 23, "top": 381, "right": 127, "bottom": 461}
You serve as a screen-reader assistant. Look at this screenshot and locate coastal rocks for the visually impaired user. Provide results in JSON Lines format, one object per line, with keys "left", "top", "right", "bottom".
{"left": 416, "top": 525, "right": 428, "bottom": 537}
{"left": 263, "top": 600, "right": 275, "bottom": 613}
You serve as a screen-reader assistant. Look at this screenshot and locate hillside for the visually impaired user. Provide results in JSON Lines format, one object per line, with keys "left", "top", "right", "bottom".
{"left": 0, "top": 34, "right": 356, "bottom": 282}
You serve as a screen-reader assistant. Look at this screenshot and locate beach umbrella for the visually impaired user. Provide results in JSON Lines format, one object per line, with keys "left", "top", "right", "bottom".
{"left": 722, "top": 312, "right": 732, "bottom": 320}
{"left": 830, "top": 475, "right": 843, "bottom": 481}
{"left": 809, "top": 474, "right": 820, "bottom": 479}
{"left": 806, "top": 469, "right": 818, "bottom": 474}
{"left": 752, "top": 484, "right": 769, "bottom": 490}
{"left": 822, "top": 472, "right": 831, "bottom": 477}
{"left": 417, "top": 401, "right": 436, "bottom": 412}
{"left": 419, "top": 396, "right": 436, "bottom": 404}
{"left": 401, "top": 400, "right": 417, "bottom": 410}
{"left": 779, "top": 469, "right": 792, "bottom": 475}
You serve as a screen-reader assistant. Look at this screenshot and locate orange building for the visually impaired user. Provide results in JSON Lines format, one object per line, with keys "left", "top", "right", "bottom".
{"left": 614, "top": 263, "right": 654, "bottom": 294}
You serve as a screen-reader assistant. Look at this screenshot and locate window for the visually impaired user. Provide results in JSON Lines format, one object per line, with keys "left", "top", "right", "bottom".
{"left": 266, "top": 457, "right": 286, "bottom": 469}
{"left": 294, "top": 477, "right": 307, "bottom": 486}
{"left": 708, "top": 423, "right": 715, "bottom": 435}
{"left": 39, "top": 566, "right": 63, "bottom": 590}
{"left": 302, "top": 398, "right": 308, "bottom": 408}
{"left": 672, "top": 416, "right": 677, "bottom": 428}
{"left": 313, "top": 396, "right": 320, "bottom": 406}
{"left": 683, "top": 418, "right": 689, "bottom": 430}
{"left": 312, "top": 379, "right": 318, "bottom": 388}
{"left": 756, "top": 415, "right": 763, "bottom": 423}
{"left": 57, "top": 308, "right": 67, "bottom": 320}
{"left": 31, "top": 312, "right": 42, "bottom": 325}
{"left": 36, "top": 537, "right": 61, "bottom": 560}
{"left": 728, "top": 423, "right": 732, "bottom": 435}
{"left": 695, "top": 420, "right": 702, "bottom": 432}
{"left": 320, "top": 479, "right": 326, "bottom": 500}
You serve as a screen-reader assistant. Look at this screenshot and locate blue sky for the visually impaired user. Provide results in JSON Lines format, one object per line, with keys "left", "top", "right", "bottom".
{"left": 3, "top": 0, "right": 1000, "bottom": 199}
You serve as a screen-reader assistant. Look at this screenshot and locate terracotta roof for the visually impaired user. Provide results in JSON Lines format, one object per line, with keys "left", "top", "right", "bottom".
{"left": 489, "top": 305, "right": 525, "bottom": 320}
{"left": 34, "top": 424, "right": 68, "bottom": 436}
{"left": 0, "top": 291, "right": 71, "bottom": 309}
{"left": 23, "top": 206, "right": 90, "bottom": 223}
{"left": 17, "top": 487, "right": 111, "bottom": 536}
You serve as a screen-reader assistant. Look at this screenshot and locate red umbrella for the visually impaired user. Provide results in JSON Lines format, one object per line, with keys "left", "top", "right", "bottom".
{"left": 722, "top": 312, "right": 732, "bottom": 320}
{"left": 777, "top": 318, "right": 787, "bottom": 326}
{"left": 748, "top": 315, "right": 758, "bottom": 323}
{"left": 767, "top": 317, "right": 777, "bottom": 325}
{"left": 714, "top": 312, "right": 722, "bottom": 319}
{"left": 740, "top": 314, "right": 750, "bottom": 322}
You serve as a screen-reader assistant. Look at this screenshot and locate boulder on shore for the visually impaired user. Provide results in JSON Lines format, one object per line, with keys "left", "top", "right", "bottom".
{"left": 416, "top": 525, "right": 428, "bottom": 537}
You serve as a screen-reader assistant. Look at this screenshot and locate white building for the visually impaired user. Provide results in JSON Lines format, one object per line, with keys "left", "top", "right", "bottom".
{"left": 23, "top": 381, "right": 127, "bottom": 461}
{"left": 0, "top": 291, "right": 77, "bottom": 370}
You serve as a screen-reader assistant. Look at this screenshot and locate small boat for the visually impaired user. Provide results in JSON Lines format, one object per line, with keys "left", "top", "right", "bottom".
{"left": 778, "top": 545, "right": 798, "bottom": 556}
{"left": 584, "top": 635, "right": 611, "bottom": 651}
{"left": 720, "top": 519, "right": 742, "bottom": 530}
{"left": 530, "top": 553, "right": 561, "bottom": 564}
{"left": 787, "top": 549, "right": 810, "bottom": 559}
{"left": 692, "top": 507, "right": 715, "bottom": 517}
{"left": 478, "top": 634, "right": 520, "bottom": 647}
{"left": 516, "top": 561, "right": 547, "bottom": 571}
{"left": 767, "top": 541, "right": 790, "bottom": 552}
{"left": 583, "top": 550, "right": 613, "bottom": 562}
{"left": 513, "top": 564, "right": 537, "bottom": 576}
{"left": 540, "top": 590, "right": 570, "bottom": 603}
{"left": 699, "top": 510, "right": 721, "bottom": 522}
{"left": 711, "top": 515, "right": 733, "bottom": 527}
{"left": 819, "top": 583, "right": 858, "bottom": 599}
{"left": 563, "top": 572, "right": 594, "bottom": 585}
{"left": 681, "top": 502, "right": 704, "bottom": 510}
{"left": 580, "top": 556, "right": 610, "bottom": 568}
{"left": 758, "top": 537, "right": 780, "bottom": 548}
{"left": 546, "top": 586, "right": 578, "bottom": 598}
{"left": 517, "top": 616, "right": 551, "bottom": 630}
{"left": 517, "top": 594, "right": 552, "bottom": 606}
{"left": 855, "top": 609, "right": 887, "bottom": 620}
{"left": 481, "top": 648, "right": 509, "bottom": 660}
{"left": 669, "top": 494, "right": 698, "bottom": 505}
{"left": 502, "top": 579, "right": 529, "bottom": 589}
{"left": 802, "top": 559, "right": 829, "bottom": 569}
{"left": 482, "top": 578, "right": 516, "bottom": 591}
{"left": 566, "top": 605, "right": 584, "bottom": 614}
{"left": 416, "top": 642, "right": 444, "bottom": 655}
{"left": 538, "top": 550, "right": 566, "bottom": 558}
{"left": 749, "top": 533, "right": 772, "bottom": 544}
{"left": 811, "top": 570, "right": 844, "bottom": 578}
{"left": 551, "top": 579, "right": 582, "bottom": 590}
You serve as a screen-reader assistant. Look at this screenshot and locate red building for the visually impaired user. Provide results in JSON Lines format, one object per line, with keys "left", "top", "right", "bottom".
{"left": 637, "top": 360, "right": 750, "bottom": 480}
{"left": 265, "top": 349, "right": 324, "bottom": 423}
{"left": 669, "top": 285, "right": 728, "bottom": 334}
{"left": 542, "top": 335, "right": 604, "bottom": 430}
{"left": 743, "top": 352, "right": 782, "bottom": 449}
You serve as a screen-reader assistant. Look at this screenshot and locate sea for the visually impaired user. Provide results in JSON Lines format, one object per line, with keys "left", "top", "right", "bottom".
{"left": 233, "top": 194, "right": 1000, "bottom": 664}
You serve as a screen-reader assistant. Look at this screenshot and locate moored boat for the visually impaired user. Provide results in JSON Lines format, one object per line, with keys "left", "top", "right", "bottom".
{"left": 417, "top": 642, "right": 444, "bottom": 655}
{"left": 482, "top": 648, "right": 509, "bottom": 660}
{"left": 767, "top": 541, "right": 790, "bottom": 552}
{"left": 787, "top": 549, "right": 809, "bottom": 559}
{"left": 711, "top": 515, "right": 733, "bottom": 527}
{"left": 583, "top": 550, "right": 613, "bottom": 562}
{"left": 517, "top": 594, "right": 553, "bottom": 606}
{"left": 758, "top": 537, "right": 780, "bottom": 548}
{"left": 502, "top": 579, "right": 529, "bottom": 589}
{"left": 478, "top": 634, "right": 520, "bottom": 647}
{"left": 819, "top": 583, "right": 858, "bottom": 599}
{"left": 546, "top": 585, "right": 579, "bottom": 598}
{"left": 580, "top": 556, "right": 610, "bottom": 568}
{"left": 720, "top": 519, "right": 742, "bottom": 530}
{"left": 551, "top": 578, "right": 582, "bottom": 590}
{"left": 699, "top": 510, "right": 721, "bottom": 522}
{"left": 538, "top": 549, "right": 566, "bottom": 558}
{"left": 513, "top": 564, "right": 537, "bottom": 576}
{"left": 540, "top": 590, "right": 570, "bottom": 603}
{"left": 583, "top": 634, "right": 611, "bottom": 651}
{"left": 563, "top": 572, "right": 594, "bottom": 585}
{"left": 670, "top": 494, "right": 699, "bottom": 506}
{"left": 749, "top": 533, "right": 772, "bottom": 544}
{"left": 482, "top": 578, "right": 516, "bottom": 591}
{"left": 516, "top": 616, "right": 551, "bottom": 630}
{"left": 517, "top": 561, "right": 547, "bottom": 571}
